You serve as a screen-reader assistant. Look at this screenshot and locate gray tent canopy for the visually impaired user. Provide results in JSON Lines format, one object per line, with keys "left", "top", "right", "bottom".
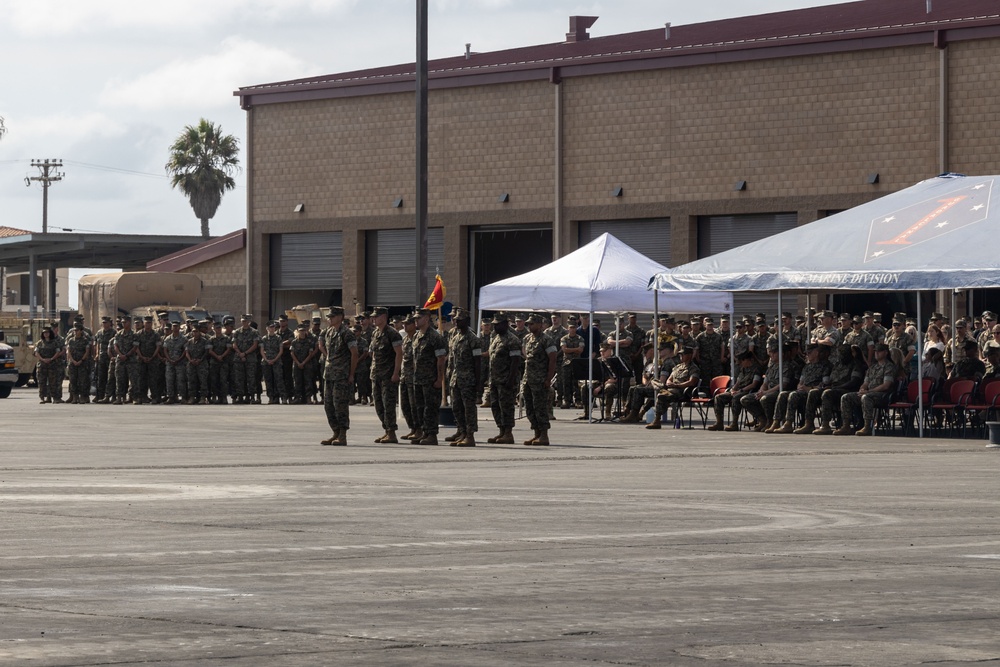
{"left": 650, "top": 174, "right": 999, "bottom": 293}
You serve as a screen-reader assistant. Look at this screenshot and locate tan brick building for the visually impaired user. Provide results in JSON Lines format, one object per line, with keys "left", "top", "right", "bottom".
{"left": 147, "top": 230, "right": 246, "bottom": 320}
{"left": 236, "top": 1, "right": 1000, "bottom": 320}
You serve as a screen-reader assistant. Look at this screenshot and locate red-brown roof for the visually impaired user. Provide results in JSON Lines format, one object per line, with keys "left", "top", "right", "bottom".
{"left": 146, "top": 229, "right": 245, "bottom": 273}
{"left": 237, "top": 0, "right": 1000, "bottom": 104}
{"left": 0, "top": 226, "right": 31, "bottom": 239}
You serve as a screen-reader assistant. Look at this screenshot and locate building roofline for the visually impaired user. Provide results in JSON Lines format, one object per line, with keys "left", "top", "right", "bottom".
{"left": 146, "top": 229, "right": 246, "bottom": 273}
{"left": 235, "top": 1, "right": 1000, "bottom": 107}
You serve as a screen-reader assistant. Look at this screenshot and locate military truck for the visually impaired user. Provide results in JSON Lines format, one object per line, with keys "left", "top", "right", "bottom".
{"left": 77, "top": 272, "right": 203, "bottom": 331}
{"left": 0, "top": 341, "right": 16, "bottom": 397}
{"left": 0, "top": 316, "right": 58, "bottom": 387}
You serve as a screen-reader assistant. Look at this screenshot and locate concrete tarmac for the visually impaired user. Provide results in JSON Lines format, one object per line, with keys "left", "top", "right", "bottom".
{"left": 3, "top": 387, "right": 1000, "bottom": 666}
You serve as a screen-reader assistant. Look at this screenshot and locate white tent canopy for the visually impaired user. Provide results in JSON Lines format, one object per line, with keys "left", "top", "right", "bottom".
{"left": 479, "top": 233, "right": 732, "bottom": 314}
{"left": 651, "top": 174, "right": 1000, "bottom": 293}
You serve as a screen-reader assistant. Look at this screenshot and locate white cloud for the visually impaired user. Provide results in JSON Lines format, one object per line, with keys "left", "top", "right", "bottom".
{"left": 6, "top": 0, "right": 359, "bottom": 36}
{"left": 99, "top": 37, "right": 322, "bottom": 111}
{"left": 0, "top": 112, "right": 127, "bottom": 155}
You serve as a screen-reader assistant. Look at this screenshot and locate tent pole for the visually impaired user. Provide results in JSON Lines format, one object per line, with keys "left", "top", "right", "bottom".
{"left": 917, "top": 296, "right": 924, "bottom": 438}
{"left": 588, "top": 310, "right": 594, "bottom": 424}
{"left": 778, "top": 291, "right": 784, "bottom": 405}
{"left": 653, "top": 291, "right": 659, "bottom": 373}
{"left": 728, "top": 312, "right": 735, "bottom": 382}
{"left": 950, "top": 290, "right": 956, "bottom": 368}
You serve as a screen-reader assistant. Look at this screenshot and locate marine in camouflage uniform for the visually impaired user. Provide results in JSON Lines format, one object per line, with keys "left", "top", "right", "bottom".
{"left": 34, "top": 329, "right": 64, "bottom": 403}
{"left": 559, "top": 322, "right": 583, "bottom": 408}
{"left": 289, "top": 324, "right": 318, "bottom": 404}
{"left": 231, "top": 315, "right": 260, "bottom": 403}
{"left": 368, "top": 307, "right": 403, "bottom": 442}
{"left": 135, "top": 318, "right": 163, "bottom": 404}
{"left": 162, "top": 323, "right": 188, "bottom": 404}
{"left": 410, "top": 308, "right": 448, "bottom": 445}
{"left": 647, "top": 348, "right": 700, "bottom": 428}
{"left": 399, "top": 315, "right": 419, "bottom": 437}
{"left": 694, "top": 319, "right": 724, "bottom": 385}
{"left": 353, "top": 321, "right": 372, "bottom": 404}
{"left": 707, "top": 351, "right": 762, "bottom": 431}
{"left": 521, "top": 314, "right": 557, "bottom": 445}
{"left": 487, "top": 314, "right": 523, "bottom": 444}
{"left": 478, "top": 320, "right": 492, "bottom": 406}
{"left": 814, "top": 343, "right": 866, "bottom": 434}
{"left": 66, "top": 325, "right": 92, "bottom": 403}
{"left": 770, "top": 344, "right": 830, "bottom": 433}
{"left": 741, "top": 349, "right": 796, "bottom": 431}
{"left": 836, "top": 344, "right": 897, "bottom": 435}
{"left": 259, "top": 323, "right": 288, "bottom": 404}
{"left": 93, "top": 317, "right": 117, "bottom": 402}
{"left": 113, "top": 319, "right": 141, "bottom": 404}
{"left": 185, "top": 323, "right": 211, "bottom": 403}
{"left": 545, "top": 314, "right": 569, "bottom": 406}
{"left": 277, "top": 316, "right": 295, "bottom": 399}
{"left": 445, "top": 308, "right": 481, "bottom": 446}
{"left": 320, "top": 308, "right": 358, "bottom": 445}
{"left": 208, "top": 320, "right": 233, "bottom": 404}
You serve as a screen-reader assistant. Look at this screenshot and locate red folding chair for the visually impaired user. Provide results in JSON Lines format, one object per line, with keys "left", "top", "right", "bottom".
{"left": 688, "top": 375, "right": 730, "bottom": 429}
{"left": 960, "top": 378, "right": 1000, "bottom": 438}
{"left": 886, "top": 378, "right": 932, "bottom": 436}
{"left": 930, "top": 379, "right": 976, "bottom": 437}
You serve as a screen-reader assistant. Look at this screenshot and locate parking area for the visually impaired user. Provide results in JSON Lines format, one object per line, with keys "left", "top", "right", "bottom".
{"left": 2, "top": 386, "right": 1000, "bottom": 666}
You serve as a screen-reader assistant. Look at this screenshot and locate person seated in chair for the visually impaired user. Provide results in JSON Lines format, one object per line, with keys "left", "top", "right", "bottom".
{"left": 621, "top": 342, "right": 671, "bottom": 423}
{"left": 949, "top": 339, "right": 985, "bottom": 382}
{"left": 834, "top": 343, "right": 897, "bottom": 436}
{"left": 707, "top": 351, "right": 762, "bottom": 431}
{"left": 646, "top": 346, "right": 699, "bottom": 430}
{"left": 769, "top": 343, "right": 830, "bottom": 434}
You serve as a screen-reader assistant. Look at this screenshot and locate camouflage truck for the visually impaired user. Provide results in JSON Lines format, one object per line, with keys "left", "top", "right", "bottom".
{"left": 0, "top": 316, "right": 59, "bottom": 387}
{"left": 284, "top": 303, "right": 331, "bottom": 326}
{"left": 77, "top": 272, "right": 203, "bottom": 332}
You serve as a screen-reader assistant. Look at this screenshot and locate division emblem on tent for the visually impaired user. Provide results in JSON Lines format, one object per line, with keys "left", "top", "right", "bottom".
{"left": 864, "top": 178, "right": 993, "bottom": 263}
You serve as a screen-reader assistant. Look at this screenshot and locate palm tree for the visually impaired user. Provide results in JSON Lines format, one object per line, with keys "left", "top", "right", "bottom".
{"left": 165, "top": 119, "right": 239, "bottom": 238}
{"left": 0, "top": 116, "right": 6, "bottom": 142}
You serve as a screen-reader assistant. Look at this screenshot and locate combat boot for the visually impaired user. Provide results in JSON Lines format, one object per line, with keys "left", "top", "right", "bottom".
{"left": 454, "top": 433, "right": 476, "bottom": 447}
{"left": 832, "top": 423, "right": 854, "bottom": 436}
{"left": 487, "top": 429, "right": 505, "bottom": 444}
{"left": 645, "top": 415, "right": 661, "bottom": 430}
{"left": 619, "top": 409, "right": 639, "bottom": 424}
{"left": 495, "top": 429, "right": 515, "bottom": 444}
{"left": 444, "top": 430, "right": 465, "bottom": 443}
{"left": 401, "top": 429, "right": 416, "bottom": 440}
{"left": 792, "top": 421, "right": 814, "bottom": 435}
{"left": 855, "top": 420, "right": 874, "bottom": 436}
{"left": 706, "top": 416, "right": 725, "bottom": 431}
{"left": 724, "top": 421, "right": 740, "bottom": 432}
{"left": 774, "top": 420, "right": 795, "bottom": 434}
{"left": 417, "top": 433, "right": 438, "bottom": 446}
{"left": 754, "top": 419, "right": 769, "bottom": 433}
{"left": 523, "top": 429, "right": 540, "bottom": 446}
{"left": 382, "top": 430, "right": 398, "bottom": 444}
{"left": 532, "top": 430, "right": 550, "bottom": 446}
{"left": 321, "top": 429, "right": 341, "bottom": 446}
{"left": 374, "top": 432, "right": 388, "bottom": 443}
{"left": 408, "top": 429, "right": 425, "bottom": 443}
{"left": 331, "top": 430, "right": 348, "bottom": 446}
{"left": 813, "top": 424, "right": 834, "bottom": 435}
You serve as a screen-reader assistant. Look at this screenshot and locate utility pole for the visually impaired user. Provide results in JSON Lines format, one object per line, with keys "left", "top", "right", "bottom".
{"left": 26, "top": 158, "right": 64, "bottom": 233}
{"left": 25, "top": 159, "right": 64, "bottom": 318}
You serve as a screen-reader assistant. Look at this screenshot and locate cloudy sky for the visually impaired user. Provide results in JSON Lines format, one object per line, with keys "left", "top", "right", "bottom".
{"left": 0, "top": 0, "right": 853, "bottom": 243}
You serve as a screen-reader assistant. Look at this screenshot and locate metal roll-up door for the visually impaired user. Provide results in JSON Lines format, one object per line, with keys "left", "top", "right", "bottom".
{"left": 366, "top": 228, "right": 444, "bottom": 306}
{"left": 270, "top": 232, "right": 343, "bottom": 289}
{"left": 578, "top": 218, "right": 671, "bottom": 267}
{"left": 698, "top": 213, "right": 798, "bottom": 319}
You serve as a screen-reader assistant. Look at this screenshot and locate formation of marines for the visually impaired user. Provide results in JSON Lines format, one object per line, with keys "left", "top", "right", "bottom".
{"left": 32, "top": 305, "right": 1000, "bottom": 442}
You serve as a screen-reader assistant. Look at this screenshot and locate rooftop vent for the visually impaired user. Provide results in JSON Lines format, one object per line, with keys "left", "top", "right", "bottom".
{"left": 566, "top": 16, "right": 598, "bottom": 43}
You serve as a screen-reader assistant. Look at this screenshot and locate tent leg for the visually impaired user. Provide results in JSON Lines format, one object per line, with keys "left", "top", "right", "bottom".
{"left": 653, "top": 292, "right": 659, "bottom": 372}
{"left": 588, "top": 310, "right": 594, "bottom": 425}
{"left": 917, "top": 296, "right": 924, "bottom": 439}
{"left": 777, "top": 291, "right": 783, "bottom": 400}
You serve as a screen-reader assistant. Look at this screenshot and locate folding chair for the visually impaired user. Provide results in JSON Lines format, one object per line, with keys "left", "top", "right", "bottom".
{"left": 960, "top": 379, "right": 1000, "bottom": 439}
{"left": 886, "top": 378, "right": 932, "bottom": 436}
{"left": 688, "top": 375, "right": 731, "bottom": 429}
{"left": 930, "top": 379, "right": 976, "bottom": 437}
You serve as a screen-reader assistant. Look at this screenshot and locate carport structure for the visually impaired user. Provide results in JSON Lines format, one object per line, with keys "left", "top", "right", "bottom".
{"left": 0, "top": 231, "right": 206, "bottom": 316}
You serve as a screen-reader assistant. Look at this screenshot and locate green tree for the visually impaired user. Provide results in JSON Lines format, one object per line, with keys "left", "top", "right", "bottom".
{"left": 165, "top": 118, "right": 239, "bottom": 238}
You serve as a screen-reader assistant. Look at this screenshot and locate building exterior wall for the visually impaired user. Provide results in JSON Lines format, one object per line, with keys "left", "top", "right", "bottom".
{"left": 176, "top": 250, "right": 245, "bottom": 320}
{"left": 245, "top": 32, "right": 1000, "bottom": 318}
